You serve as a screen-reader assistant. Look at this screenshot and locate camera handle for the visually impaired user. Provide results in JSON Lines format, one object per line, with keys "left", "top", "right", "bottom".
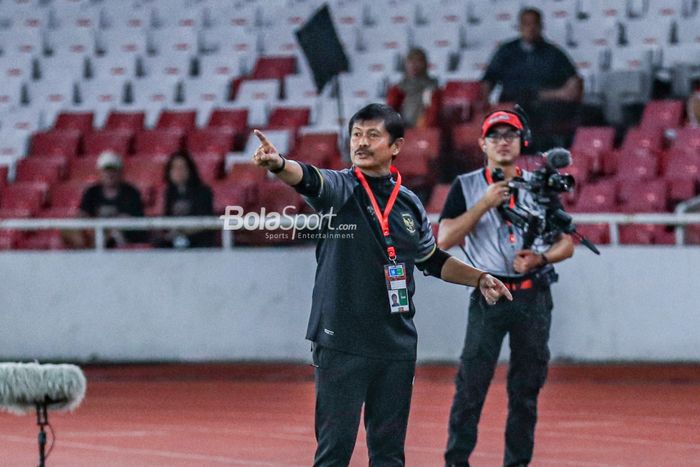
{"left": 497, "top": 205, "right": 540, "bottom": 250}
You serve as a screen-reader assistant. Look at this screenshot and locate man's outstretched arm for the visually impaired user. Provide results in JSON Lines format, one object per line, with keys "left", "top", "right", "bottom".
{"left": 251, "top": 129, "right": 303, "bottom": 185}
{"left": 417, "top": 250, "right": 513, "bottom": 305}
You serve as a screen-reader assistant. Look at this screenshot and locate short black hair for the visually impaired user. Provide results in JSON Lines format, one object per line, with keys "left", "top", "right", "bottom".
{"left": 519, "top": 7, "right": 542, "bottom": 25}
{"left": 164, "top": 150, "right": 203, "bottom": 188}
{"left": 348, "top": 103, "right": 405, "bottom": 144}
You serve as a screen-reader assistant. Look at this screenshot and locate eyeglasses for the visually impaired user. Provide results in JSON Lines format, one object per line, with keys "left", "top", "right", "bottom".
{"left": 486, "top": 131, "right": 521, "bottom": 144}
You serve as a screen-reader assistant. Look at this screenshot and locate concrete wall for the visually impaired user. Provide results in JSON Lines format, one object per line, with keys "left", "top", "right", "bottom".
{"left": 1, "top": 246, "right": 698, "bottom": 363}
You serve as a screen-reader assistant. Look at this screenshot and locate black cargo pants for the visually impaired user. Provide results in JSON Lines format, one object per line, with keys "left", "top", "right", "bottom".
{"left": 445, "top": 285, "right": 553, "bottom": 467}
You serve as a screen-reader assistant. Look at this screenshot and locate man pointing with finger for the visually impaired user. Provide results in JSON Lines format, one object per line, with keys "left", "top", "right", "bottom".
{"left": 251, "top": 103, "right": 512, "bottom": 466}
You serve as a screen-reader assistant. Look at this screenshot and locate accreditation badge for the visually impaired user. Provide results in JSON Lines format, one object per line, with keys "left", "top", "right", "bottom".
{"left": 384, "top": 262, "right": 409, "bottom": 313}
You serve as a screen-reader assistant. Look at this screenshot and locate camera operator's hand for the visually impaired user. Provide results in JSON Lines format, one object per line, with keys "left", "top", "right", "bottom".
{"left": 480, "top": 181, "right": 511, "bottom": 209}
{"left": 479, "top": 273, "right": 513, "bottom": 306}
{"left": 514, "top": 250, "right": 545, "bottom": 274}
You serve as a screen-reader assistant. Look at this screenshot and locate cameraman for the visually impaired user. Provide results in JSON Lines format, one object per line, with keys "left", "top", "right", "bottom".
{"left": 439, "top": 111, "right": 574, "bottom": 467}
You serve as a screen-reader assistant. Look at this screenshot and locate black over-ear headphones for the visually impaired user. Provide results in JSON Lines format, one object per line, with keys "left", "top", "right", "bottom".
{"left": 481, "top": 105, "right": 534, "bottom": 153}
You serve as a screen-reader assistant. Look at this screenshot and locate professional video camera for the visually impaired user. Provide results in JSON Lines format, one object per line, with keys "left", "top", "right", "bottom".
{"left": 492, "top": 148, "right": 600, "bottom": 255}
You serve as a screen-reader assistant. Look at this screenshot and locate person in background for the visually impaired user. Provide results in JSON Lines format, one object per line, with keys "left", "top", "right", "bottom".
{"left": 387, "top": 47, "right": 441, "bottom": 128}
{"left": 482, "top": 7, "right": 582, "bottom": 149}
{"left": 155, "top": 150, "right": 215, "bottom": 248}
{"left": 65, "top": 150, "right": 145, "bottom": 249}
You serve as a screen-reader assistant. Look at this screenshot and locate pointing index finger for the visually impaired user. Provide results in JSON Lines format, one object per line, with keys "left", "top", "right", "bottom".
{"left": 253, "top": 129, "right": 272, "bottom": 148}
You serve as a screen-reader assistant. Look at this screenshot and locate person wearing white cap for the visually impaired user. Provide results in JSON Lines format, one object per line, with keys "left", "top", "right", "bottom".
{"left": 71, "top": 150, "right": 145, "bottom": 248}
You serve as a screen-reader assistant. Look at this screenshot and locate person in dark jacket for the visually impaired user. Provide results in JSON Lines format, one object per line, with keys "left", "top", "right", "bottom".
{"left": 156, "top": 150, "right": 215, "bottom": 248}
{"left": 68, "top": 150, "right": 145, "bottom": 248}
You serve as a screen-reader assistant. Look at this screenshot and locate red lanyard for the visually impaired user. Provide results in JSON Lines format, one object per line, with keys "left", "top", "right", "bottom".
{"left": 484, "top": 166, "right": 521, "bottom": 244}
{"left": 354, "top": 166, "right": 403, "bottom": 262}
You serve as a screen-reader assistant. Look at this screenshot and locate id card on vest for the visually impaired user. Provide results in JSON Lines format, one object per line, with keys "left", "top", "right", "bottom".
{"left": 384, "top": 263, "right": 409, "bottom": 313}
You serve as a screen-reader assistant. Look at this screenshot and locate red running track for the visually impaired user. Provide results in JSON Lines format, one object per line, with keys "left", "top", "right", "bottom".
{"left": 0, "top": 364, "right": 699, "bottom": 466}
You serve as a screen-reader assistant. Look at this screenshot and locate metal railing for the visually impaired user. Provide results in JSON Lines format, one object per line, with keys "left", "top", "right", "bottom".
{"left": 1, "top": 213, "right": 700, "bottom": 250}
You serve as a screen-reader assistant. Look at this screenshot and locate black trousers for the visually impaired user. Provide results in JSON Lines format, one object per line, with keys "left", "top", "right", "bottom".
{"left": 312, "top": 345, "right": 416, "bottom": 467}
{"left": 445, "top": 286, "right": 553, "bottom": 467}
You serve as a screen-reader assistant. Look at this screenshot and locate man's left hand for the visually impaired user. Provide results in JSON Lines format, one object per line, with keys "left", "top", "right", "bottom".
{"left": 479, "top": 274, "right": 513, "bottom": 306}
{"left": 513, "top": 250, "right": 545, "bottom": 274}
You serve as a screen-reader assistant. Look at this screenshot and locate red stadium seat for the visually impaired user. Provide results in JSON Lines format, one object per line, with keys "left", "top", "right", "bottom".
{"left": 621, "top": 127, "right": 664, "bottom": 154}
{"left": 251, "top": 180, "right": 304, "bottom": 212}
{"left": 685, "top": 225, "right": 700, "bottom": 245}
{"left": 17, "top": 230, "right": 66, "bottom": 250}
{"left": 619, "top": 179, "right": 668, "bottom": 213}
{"left": 207, "top": 108, "right": 248, "bottom": 133}
{"left": 0, "top": 182, "right": 49, "bottom": 214}
{"left": 571, "top": 179, "right": 617, "bottom": 212}
{"left": 194, "top": 154, "right": 223, "bottom": 185}
{"left": 267, "top": 107, "right": 311, "bottom": 130}
{"left": 404, "top": 128, "right": 440, "bottom": 161}
{"left": 426, "top": 183, "right": 451, "bottom": 214}
{"left": 15, "top": 157, "right": 67, "bottom": 184}
{"left": 251, "top": 56, "right": 297, "bottom": 80}
{"left": 156, "top": 110, "right": 197, "bottom": 132}
{"left": 50, "top": 181, "right": 89, "bottom": 208}
{"left": 133, "top": 130, "right": 184, "bottom": 157}
{"left": 612, "top": 127, "right": 665, "bottom": 176}
{"left": 574, "top": 224, "right": 610, "bottom": 245}
{"left": 186, "top": 128, "right": 235, "bottom": 157}
{"left": 450, "top": 122, "right": 484, "bottom": 173}
{"left": 123, "top": 159, "right": 165, "bottom": 186}
{"left": 655, "top": 228, "right": 677, "bottom": 245}
{"left": 619, "top": 222, "right": 675, "bottom": 245}
{"left": 41, "top": 207, "right": 80, "bottom": 218}
{"left": 207, "top": 108, "right": 248, "bottom": 149}
{"left": 211, "top": 182, "right": 256, "bottom": 214}
{"left": 670, "top": 127, "right": 700, "bottom": 153}
{"left": 639, "top": 100, "right": 684, "bottom": 131}
{"left": 394, "top": 127, "right": 441, "bottom": 189}
{"left": 393, "top": 153, "right": 431, "bottom": 190}
{"left": 0, "top": 167, "right": 7, "bottom": 190}
{"left": 123, "top": 159, "right": 164, "bottom": 207}
{"left": 83, "top": 129, "right": 133, "bottom": 157}
{"left": 0, "top": 230, "right": 24, "bottom": 249}
{"left": 69, "top": 157, "right": 100, "bottom": 182}
{"left": 663, "top": 150, "right": 700, "bottom": 201}
{"left": 614, "top": 152, "right": 658, "bottom": 181}
{"left": 104, "top": 111, "right": 145, "bottom": 132}
{"left": 451, "top": 123, "right": 482, "bottom": 153}
{"left": 291, "top": 133, "right": 341, "bottom": 167}
{"left": 30, "top": 130, "right": 81, "bottom": 158}
{"left": 440, "top": 80, "right": 483, "bottom": 125}
{"left": 228, "top": 162, "right": 268, "bottom": 186}
{"left": 619, "top": 224, "right": 656, "bottom": 245}
{"left": 571, "top": 127, "right": 615, "bottom": 175}
{"left": 0, "top": 207, "right": 32, "bottom": 219}
{"left": 53, "top": 111, "right": 94, "bottom": 134}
